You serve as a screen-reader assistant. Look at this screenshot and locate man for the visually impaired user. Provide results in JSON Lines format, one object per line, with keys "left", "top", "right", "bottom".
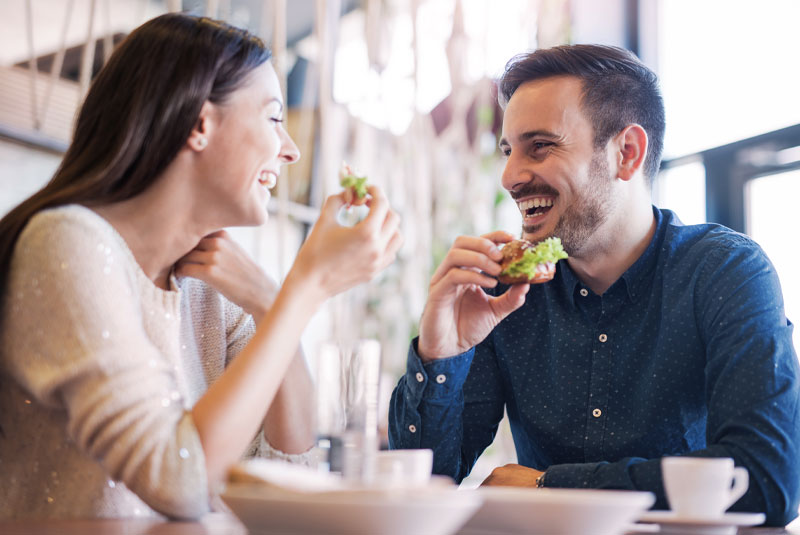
{"left": 389, "top": 44, "right": 800, "bottom": 526}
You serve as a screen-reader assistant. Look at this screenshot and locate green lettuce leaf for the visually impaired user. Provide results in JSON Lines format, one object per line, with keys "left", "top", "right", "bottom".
{"left": 340, "top": 173, "right": 368, "bottom": 199}
{"left": 501, "top": 237, "right": 568, "bottom": 278}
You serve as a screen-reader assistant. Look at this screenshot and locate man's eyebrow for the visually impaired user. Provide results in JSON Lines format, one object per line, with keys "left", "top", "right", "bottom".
{"left": 499, "top": 129, "right": 560, "bottom": 149}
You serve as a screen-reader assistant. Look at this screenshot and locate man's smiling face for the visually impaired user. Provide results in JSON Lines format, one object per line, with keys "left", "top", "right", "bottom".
{"left": 499, "top": 76, "right": 616, "bottom": 256}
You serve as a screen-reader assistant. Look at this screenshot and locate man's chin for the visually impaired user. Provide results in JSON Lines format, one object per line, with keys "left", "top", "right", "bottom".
{"left": 521, "top": 224, "right": 552, "bottom": 243}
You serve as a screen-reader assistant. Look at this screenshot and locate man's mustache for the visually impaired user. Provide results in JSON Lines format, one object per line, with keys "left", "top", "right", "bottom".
{"left": 509, "top": 182, "right": 559, "bottom": 200}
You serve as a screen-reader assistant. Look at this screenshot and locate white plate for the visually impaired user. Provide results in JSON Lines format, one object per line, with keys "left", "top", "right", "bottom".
{"left": 222, "top": 483, "right": 483, "bottom": 535}
{"left": 637, "top": 510, "right": 766, "bottom": 535}
{"left": 456, "top": 487, "right": 655, "bottom": 535}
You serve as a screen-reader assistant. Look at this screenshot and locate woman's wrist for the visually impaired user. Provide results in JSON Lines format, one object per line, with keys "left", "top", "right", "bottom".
{"left": 280, "top": 264, "right": 329, "bottom": 311}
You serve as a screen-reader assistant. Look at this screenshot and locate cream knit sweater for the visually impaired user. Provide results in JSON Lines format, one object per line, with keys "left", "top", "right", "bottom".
{"left": 0, "top": 205, "right": 301, "bottom": 520}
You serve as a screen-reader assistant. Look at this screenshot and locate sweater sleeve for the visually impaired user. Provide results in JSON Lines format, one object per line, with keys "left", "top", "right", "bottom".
{"left": 3, "top": 210, "right": 209, "bottom": 519}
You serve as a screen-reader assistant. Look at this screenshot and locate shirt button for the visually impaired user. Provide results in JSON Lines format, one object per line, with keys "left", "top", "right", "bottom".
{"left": 415, "top": 372, "right": 424, "bottom": 382}
{"left": 580, "top": 288, "right": 589, "bottom": 297}
{"left": 408, "top": 424, "right": 417, "bottom": 433}
{"left": 598, "top": 334, "right": 608, "bottom": 343}
{"left": 436, "top": 374, "right": 447, "bottom": 384}
{"left": 592, "top": 408, "right": 602, "bottom": 418}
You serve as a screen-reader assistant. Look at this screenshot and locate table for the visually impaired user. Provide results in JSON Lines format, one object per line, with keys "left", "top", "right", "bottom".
{"left": 1, "top": 513, "right": 798, "bottom": 535}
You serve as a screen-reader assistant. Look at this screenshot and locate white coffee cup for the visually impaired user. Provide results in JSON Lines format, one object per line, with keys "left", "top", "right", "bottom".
{"left": 374, "top": 449, "right": 433, "bottom": 488}
{"left": 661, "top": 457, "right": 749, "bottom": 519}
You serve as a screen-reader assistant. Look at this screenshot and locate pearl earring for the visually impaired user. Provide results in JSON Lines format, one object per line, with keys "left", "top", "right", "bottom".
{"left": 197, "top": 137, "right": 208, "bottom": 148}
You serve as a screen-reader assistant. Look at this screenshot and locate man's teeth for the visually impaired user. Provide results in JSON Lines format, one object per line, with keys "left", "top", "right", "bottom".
{"left": 516, "top": 198, "right": 554, "bottom": 213}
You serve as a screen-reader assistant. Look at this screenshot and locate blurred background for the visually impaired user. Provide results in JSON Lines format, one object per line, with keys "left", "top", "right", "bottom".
{"left": 1, "top": 0, "right": 799, "bottom": 488}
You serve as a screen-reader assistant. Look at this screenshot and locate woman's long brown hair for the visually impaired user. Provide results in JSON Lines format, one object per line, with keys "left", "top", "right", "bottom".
{"left": 0, "top": 13, "right": 271, "bottom": 308}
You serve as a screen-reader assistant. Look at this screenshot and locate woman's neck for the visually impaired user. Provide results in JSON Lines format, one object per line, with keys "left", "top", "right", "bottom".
{"left": 92, "top": 170, "right": 209, "bottom": 290}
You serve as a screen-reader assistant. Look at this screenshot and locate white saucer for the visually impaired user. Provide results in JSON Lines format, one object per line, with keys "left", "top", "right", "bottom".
{"left": 638, "top": 510, "right": 766, "bottom": 535}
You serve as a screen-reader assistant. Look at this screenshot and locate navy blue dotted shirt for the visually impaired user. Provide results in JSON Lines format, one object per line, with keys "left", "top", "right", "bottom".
{"left": 389, "top": 207, "right": 800, "bottom": 526}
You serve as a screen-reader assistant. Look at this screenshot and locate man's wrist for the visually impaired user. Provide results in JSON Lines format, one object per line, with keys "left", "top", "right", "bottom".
{"left": 536, "top": 471, "right": 547, "bottom": 488}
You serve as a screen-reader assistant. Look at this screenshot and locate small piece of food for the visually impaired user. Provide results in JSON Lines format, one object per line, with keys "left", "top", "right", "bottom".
{"left": 497, "top": 237, "right": 568, "bottom": 284}
{"left": 339, "top": 162, "right": 369, "bottom": 206}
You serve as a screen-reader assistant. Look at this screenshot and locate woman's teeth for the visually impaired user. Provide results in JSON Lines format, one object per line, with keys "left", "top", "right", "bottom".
{"left": 258, "top": 170, "right": 276, "bottom": 189}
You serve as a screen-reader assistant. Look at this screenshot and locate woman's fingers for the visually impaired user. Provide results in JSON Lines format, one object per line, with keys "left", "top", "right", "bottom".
{"left": 359, "top": 185, "right": 389, "bottom": 234}
{"left": 319, "top": 191, "right": 348, "bottom": 221}
{"left": 377, "top": 230, "right": 404, "bottom": 272}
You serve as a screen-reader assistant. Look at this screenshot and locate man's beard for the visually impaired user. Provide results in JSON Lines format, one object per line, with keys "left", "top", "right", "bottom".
{"left": 522, "top": 150, "right": 614, "bottom": 255}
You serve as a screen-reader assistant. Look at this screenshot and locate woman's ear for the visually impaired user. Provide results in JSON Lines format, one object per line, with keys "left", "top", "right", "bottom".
{"left": 187, "top": 101, "right": 214, "bottom": 152}
{"left": 613, "top": 124, "right": 648, "bottom": 182}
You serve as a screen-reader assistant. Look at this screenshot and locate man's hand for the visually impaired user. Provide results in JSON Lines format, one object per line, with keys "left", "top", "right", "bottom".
{"left": 481, "top": 463, "right": 544, "bottom": 488}
{"left": 175, "top": 230, "right": 277, "bottom": 323}
{"left": 417, "top": 231, "right": 530, "bottom": 361}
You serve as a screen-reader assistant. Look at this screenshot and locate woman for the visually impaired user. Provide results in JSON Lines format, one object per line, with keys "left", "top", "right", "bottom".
{"left": 0, "top": 13, "right": 401, "bottom": 519}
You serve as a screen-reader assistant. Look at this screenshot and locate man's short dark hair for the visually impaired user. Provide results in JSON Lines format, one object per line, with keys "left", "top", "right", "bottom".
{"left": 498, "top": 44, "right": 665, "bottom": 184}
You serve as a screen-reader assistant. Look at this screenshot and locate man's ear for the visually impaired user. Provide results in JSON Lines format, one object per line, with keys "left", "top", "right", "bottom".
{"left": 613, "top": 124, "right": 648, "bottom": 182}
{"left": 187, "top": 101, "right": 215, "bottom": 152}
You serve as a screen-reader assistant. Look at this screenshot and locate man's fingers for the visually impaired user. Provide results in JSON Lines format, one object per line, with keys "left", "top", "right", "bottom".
{"left": 434, "top": 265, "right": 499, "bottom": 292}
{"left": 431, "top": 248, "right": 503, "bottom": 286}
{"left": 480, "top": 230, "right": 516, "bottom": 245}
{"left": 452, "top": 235, "right": 505, "bottom": 262}
{"left": 489, "top": 283, "right": 530, "bottom": 318}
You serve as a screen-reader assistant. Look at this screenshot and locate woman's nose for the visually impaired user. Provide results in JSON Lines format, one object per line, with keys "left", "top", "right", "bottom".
{"left": 280, "top": 129, "right": 300, "bottom": 164}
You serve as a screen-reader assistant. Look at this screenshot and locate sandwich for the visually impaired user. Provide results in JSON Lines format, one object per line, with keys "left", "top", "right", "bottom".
{"left": 497, "top": 237, "right": 568, "bottom": 284}
{"left": 339, "top": 162, "right": 369, "bottom": 206}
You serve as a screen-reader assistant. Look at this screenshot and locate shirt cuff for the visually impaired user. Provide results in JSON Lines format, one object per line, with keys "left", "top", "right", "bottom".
{"left": 402, "top": 337, "right": 475, "bottom": 403}
{"left": 541, "top": 462, "right": 604, "bottom": 488}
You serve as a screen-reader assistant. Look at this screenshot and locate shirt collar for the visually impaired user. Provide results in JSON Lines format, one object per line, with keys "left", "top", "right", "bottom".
{"left": 558, "top": 206, "right": 671, "bottom": 306}
{"left": 622, "top": 206, "right": 671, "bottom": 303}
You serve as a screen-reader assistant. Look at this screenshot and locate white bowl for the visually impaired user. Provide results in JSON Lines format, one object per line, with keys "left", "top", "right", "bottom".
{"left": 222, "top": 483, "right": 483, "bottom": 535}
{"left": 457, "top": 487, "right": 655, "bottom": 535}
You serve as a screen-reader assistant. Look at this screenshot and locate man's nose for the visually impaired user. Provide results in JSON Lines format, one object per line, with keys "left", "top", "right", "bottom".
{"left": 501, "top": 152, "right": 529, "bottom": 193}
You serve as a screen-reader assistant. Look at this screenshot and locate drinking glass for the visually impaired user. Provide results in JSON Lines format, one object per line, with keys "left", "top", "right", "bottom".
{"left": 314, "top": 339, "right": 381, "bottom": 483}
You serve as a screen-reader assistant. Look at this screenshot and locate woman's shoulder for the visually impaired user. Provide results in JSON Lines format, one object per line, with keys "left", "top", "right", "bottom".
{"left": 12, "top": 204, "right": 136, "bottom": 284}
{"left": 20, "top": 204, "right": 119, "bottom": 250}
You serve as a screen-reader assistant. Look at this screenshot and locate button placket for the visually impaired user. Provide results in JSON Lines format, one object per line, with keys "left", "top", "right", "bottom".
{"left": 585, "top": 322, "right": 611, "bottom": 461}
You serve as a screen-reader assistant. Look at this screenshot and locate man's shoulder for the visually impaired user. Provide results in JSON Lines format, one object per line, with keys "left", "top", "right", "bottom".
{"left": 658, "top": 211, "right": 770, "bottom": 287}
{"left": 660, "top": 211, "right": 762, "bottom": 263}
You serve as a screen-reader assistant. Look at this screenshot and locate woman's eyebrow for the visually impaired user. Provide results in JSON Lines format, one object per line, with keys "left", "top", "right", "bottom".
{"left": 264, "top": 97, "right": 284, "bottom": 111}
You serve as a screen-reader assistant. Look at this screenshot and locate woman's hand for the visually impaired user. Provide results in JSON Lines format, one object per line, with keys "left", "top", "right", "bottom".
{"left": 175, "top": 230, "right": 276, "bottom": 323}
{"left": 289, "top": 185, "right": 403, "bottom": 301}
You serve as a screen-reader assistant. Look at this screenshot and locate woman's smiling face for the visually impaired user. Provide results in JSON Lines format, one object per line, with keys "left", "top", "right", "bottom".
{"left": 195, "top": 61, "right": 300, "bottom": 228}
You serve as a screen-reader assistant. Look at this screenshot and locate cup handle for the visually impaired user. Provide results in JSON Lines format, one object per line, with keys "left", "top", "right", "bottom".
{"left": 726, "top": 466, "right": 749, "bottom": 509}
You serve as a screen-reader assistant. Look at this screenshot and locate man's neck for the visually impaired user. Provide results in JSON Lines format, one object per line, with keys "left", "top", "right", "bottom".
{"left": 566, "top": 200, "right": 656, "bottom": 296}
